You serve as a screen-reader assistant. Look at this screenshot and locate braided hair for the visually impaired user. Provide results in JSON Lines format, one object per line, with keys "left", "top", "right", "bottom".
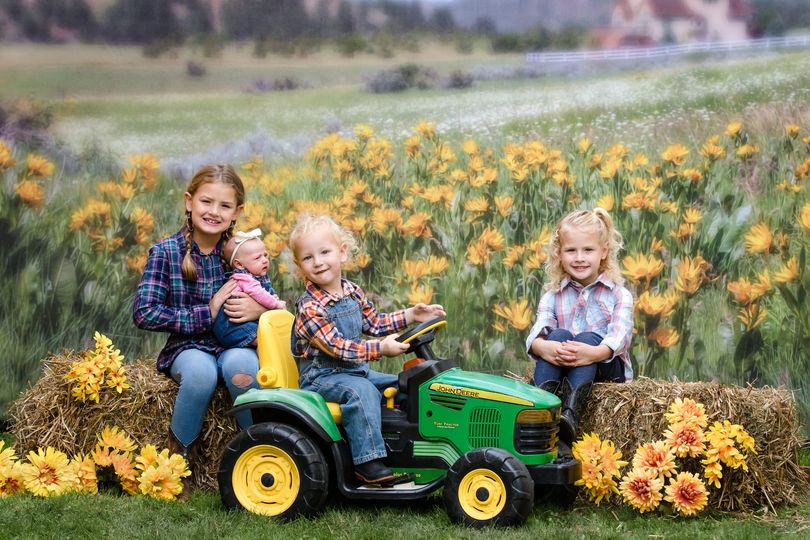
{"left": 181, "top": 164, "right": 245, "bottom": 281}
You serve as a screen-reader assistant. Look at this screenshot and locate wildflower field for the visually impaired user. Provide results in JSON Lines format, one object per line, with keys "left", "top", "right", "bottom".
{"left": 1, "top": 45, "right": 810, "bottom": 440}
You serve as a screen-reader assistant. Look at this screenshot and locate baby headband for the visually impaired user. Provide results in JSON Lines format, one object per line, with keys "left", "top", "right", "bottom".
{"left": 229, "top": 228, "right": 262, "bottom": 266}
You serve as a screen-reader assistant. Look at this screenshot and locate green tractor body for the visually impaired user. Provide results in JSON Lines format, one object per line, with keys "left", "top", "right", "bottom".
{"left": 219, "top": 311, "right": 580, "bottom": 527}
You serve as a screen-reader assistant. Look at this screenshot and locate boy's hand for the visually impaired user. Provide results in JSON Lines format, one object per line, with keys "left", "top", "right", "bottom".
{"left": 406, "top": 303, "right": 446, "bottom": 324}
{"left": 209, "top": 280, "right": 238, "bottom": 321}
{"left": 380, "top": 334, "right": 410, "bottom": 357}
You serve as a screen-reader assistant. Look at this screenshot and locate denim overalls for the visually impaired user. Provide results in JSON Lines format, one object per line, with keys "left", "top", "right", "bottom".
{"left": 298, "top": 293, "right": 398, "bottom": 465}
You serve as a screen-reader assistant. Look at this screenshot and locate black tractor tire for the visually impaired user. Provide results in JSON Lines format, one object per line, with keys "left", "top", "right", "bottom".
{"left": 218, "top": 422, "right": 328, "bottom": 520}
{"left": 443, "top": 447, "right": 534, "bottom": 527}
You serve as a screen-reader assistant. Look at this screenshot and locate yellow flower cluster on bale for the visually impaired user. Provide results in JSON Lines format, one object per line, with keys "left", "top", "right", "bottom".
{"left": 64, "top": 332, "right": 129, "bottom": 403}
{"left": 600, "top": 397, "right": 756, "bottom": 517}
{"left": 572, "top": 433, "right": 628, "bottom": 505}
{"left": 0, "top": 427, "right": 190, "bottom": 501}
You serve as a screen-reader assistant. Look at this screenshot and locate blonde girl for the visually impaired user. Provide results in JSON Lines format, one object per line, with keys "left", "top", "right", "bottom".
{"left": 525, "top": 208, "right": 633, "bottom": 445}
{"left": 133, "top": 164, "right": 267, "bottom": 488}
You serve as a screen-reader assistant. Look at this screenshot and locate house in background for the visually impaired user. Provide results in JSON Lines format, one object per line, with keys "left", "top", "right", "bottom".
{"left": 599, "top": 0, "right": 753, "bottom": 47}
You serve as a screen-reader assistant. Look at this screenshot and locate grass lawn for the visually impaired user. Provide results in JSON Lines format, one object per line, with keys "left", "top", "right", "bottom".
{"left": 0, "top": 490, "right": 808, "bottom": 539}
{"left": 3, "top": 45, "right": 810, "bottom": 161}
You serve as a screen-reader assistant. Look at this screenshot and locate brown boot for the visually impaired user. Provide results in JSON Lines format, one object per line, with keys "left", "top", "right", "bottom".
{"left": 167, "top": 429, "right": 197, "bottom": 500}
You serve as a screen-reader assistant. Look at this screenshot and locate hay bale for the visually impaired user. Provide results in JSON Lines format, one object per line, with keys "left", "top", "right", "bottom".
{"left": 7, "top": 353, "right": 238, "bottom": 489}
{"left": 580, "top": 377, "right": 808, "bottom": 512}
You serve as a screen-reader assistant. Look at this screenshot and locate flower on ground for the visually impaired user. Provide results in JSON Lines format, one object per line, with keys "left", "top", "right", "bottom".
{"left": 632, "top": 441, "right": 677, "bottom": 479}
{"left": 70, "top": 453, "right": 98, "bottom": 494}
{"left": 620, "top": 467, "right": 664, "bottom": 513}
{"left": 665, "top": 472, "right": 708, "bottom": 516}
{"left": 22, "top": 447, "right": 77, "bottom": 497}
{"left": 572, "top": 433, "right": 628, "bottom": 504}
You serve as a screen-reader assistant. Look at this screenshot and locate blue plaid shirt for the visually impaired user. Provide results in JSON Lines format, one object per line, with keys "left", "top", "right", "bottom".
{"left": 133, "top": 229, "right": 226, "bottom": 373}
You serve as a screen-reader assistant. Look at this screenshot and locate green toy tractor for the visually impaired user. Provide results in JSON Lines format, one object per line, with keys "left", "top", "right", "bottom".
{"left": 217, "top": 310, "right": 580, "bottom": 527}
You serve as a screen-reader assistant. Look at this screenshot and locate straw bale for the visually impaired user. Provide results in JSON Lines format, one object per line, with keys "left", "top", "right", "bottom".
{"left": 580, "top": 377, "right": 808, "bottom": 512}
{"left": 7, "top": 353, "right": 238, "bottom": 490}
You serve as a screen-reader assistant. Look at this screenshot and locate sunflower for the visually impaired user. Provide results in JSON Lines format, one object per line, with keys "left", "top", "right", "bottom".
{"left": 635, "top": 290, "right": 680, "bottom": 318}
{"left": 491, "top": 299, "right": 532, "bottom": 331}
{"left": 620, "top": 468, "right": 664, "bottom": 513}
{"left": 743, "top": 223, "right": 772, "bottom": 254}
{"left": 15, "top": 180, "right": 45, "bottom": 208}
{"left": 664, "top": 472, "right": 708, "bottom": 516}
{"left": 738, "top": 304, "right": 767, "bottom": 330}
{"left": 26, "top": 153, "right": 55, "bottom": 179}
{"left": 649, "top": 326, "right": 680, "bottom": 348}
{"left": 674, "top": 256, "right": 709, "bottom": 296}
{"left": 661, "top": 144, "right": 689, "bottom": 166}
{"left": 724, "top": 121, "right": 743, "bottom": 138}
{"left": 22, "top": 447, "right": 77, "bottom": 497}
{"left": 596, "top": 193, "right": 614, "bottom": 212}
{"left": 407, "top": 283, "right": 434, "bottom": 305}
{"left": 622, "top": 253, "right": 665, "bottom": 287}
{"left": 632, "top": 441, "right": 677, "bottom": 479}
{"left": 0, "top": 140, "right": 16, "bottom": 172}
{"left": 774, "top": 257, "right": 799, "bottom": 284}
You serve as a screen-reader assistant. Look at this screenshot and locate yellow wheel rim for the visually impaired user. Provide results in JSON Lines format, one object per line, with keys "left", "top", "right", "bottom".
{"left": 457, "top": 468, "right": 506, "bottom": 521}
{"left": 232, "top": 444, "right": 300, "bottom": 516}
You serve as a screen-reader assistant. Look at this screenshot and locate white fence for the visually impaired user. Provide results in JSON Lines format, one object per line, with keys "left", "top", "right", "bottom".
{"left": 526, "top": 35, "right": 810, "bottom": 64}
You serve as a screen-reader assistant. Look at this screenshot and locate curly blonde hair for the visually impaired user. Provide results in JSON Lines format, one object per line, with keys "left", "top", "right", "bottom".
{"left": 288, "top": 214, "right": 359, "bottom": 274}
{"left": 544, "top": 208, "right": 624, "bottom": 291}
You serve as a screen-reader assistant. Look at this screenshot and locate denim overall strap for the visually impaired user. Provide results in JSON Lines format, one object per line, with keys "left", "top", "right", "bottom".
{"left": 310, "top": 294, "right": 364, "bottom": 369}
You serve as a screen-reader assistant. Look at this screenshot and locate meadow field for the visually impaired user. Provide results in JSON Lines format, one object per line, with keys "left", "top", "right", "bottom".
{"left": 0, "top": 41, "right": 809, "bottom": 535}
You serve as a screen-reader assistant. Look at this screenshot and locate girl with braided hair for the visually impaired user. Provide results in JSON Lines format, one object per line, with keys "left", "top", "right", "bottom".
{"left": 133, "top": 164, "right": 265, "bottom": 493}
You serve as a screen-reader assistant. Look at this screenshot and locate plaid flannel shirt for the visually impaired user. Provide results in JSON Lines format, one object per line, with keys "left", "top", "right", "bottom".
{"left": 525, "top": 274, "right": 635, "bottom": 381}
{"left": 133, "top": 229, "right": 225, "bottom": 373}
{"left": 292, "top": 279, "right": 408, "bottom": 364}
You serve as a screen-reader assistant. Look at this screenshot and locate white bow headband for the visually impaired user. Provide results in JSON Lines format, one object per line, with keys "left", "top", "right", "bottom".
{"left": 229, "top": 228, "right": 262, "bottom": 266}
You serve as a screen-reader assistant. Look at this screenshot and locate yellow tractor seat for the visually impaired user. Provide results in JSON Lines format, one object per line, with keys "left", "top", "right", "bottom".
{"left": 256, "top": 310, "right": 342, "bottom": 425}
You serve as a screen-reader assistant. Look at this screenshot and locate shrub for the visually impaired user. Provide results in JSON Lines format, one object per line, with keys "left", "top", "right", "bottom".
{"left": 444, "top": 70, "right": 474, "bottom": 89}
{"left": 186, "top": 61, "right": 206, "bottom": 77}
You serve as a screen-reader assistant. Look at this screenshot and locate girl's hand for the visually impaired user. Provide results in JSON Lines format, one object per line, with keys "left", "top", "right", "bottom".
{"left": 406, "top": 303, "right": 446, "bottom": 324}
{"left": 556, "top": 342, "right": 612, "bottom": 367}
{"left": 209, "top": 280, "right": 238, "bottom": 321}
{"left": 531, "top": 338, "right": 565, "bottom": 366}
{"left": 224, "top": 291, "right": 266, "bottom": 323}
{"left": 380, "top": 334, "right": 410, "bottom": 357}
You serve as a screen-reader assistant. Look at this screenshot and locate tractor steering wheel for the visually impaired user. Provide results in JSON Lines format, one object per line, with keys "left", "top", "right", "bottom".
{"left": 396, "top": 316, "right": 447, "bottom": 345}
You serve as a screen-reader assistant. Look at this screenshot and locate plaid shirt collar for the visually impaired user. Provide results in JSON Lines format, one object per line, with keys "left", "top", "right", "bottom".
{"left": 304, "top": 278, "right": 358, "bottom": 305}
{"left": 560, "top": 273, "right": 616, "bottom": 292}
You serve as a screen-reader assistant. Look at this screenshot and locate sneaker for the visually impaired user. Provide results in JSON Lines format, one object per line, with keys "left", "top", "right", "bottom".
{"left": 354, "top": 459, "right": 395, "bottom": 484}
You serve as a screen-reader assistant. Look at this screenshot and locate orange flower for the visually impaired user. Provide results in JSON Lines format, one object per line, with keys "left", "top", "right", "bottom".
{"left": 727, "top": 273, "right": 770, "bottom": 305}
{"left": 22, "top": 447, "right": 76, "bottom": 497}
{"left": 635, "top": 290, "right": 680, "bottom": 318}
{"left": 664, "top": 422, "right": 706, "bottom": 458}
{"left": 15, "top": 179, "right": 45, "bottom": 208}
{"left": 743, "top": 223, "right": 772, "bottom": 254}
{"left": 665, "top": 472, "right": 708, "bottom": 516}
{"left": 632, "top": 441, "right": 677, "bottom": 479}
{"left": 407, "top": 284, "right": 434, "bottom": 305}
{"left": 774, "top": 257, "right": 799, "bottom": 284}
{"left": 620, "top": 468, "right": 664, "bottom": 513}
{"left": 649, "top": 326, "right": 679, "bottom": 348}
{"left": 491, "top": 299, "right": 532, "bottom": 331}
{"left": 674, "top": 255, "right": 709, "bottom": 296}
{"left": 800, "top": 202, "right": 810, "bottom": 235}
{"left": 622, "top": 253, "right": 665, "bottom": 286}
{"left": 572, "top": 433, "right": 628, "bottom": 504}
{"left": 0, "top": 140, "right": 16, "bottom": 171}
{"left": 661, "top": 144, "right": 689, "bottom": 166}
{"left": 26, "top": 153, "right": 55, "bottom": 178}
{"left": 596, "top": 193, "right": 614, "bottom": 212}
{"left": 738, "top": 303, "right": 767, "bottom": 330}
{"left": 664, "top": 397, "right": 708, "bottom": 429}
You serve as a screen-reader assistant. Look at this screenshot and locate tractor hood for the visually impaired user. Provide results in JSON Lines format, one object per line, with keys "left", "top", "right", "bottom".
{"left": 429, "top": 368, "right": 560, "bottom": 409}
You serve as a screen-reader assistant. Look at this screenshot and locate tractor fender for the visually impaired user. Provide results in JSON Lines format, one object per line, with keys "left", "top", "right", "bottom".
{"left": 227, "top": 388, "right": 342, "bottom": 443}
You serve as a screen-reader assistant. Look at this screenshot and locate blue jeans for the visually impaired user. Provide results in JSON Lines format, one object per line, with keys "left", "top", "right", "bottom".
{"left": 169, "top": 347, "right": 259, "bottom": 446}
{"left": 300, "top": 363, "right": 398, "bottom": 464}
{"left": 214, "top": 304, "right": 258, "bottom": 348}
{"left": 533, "top": 329, "right": 624, "bottom": 389}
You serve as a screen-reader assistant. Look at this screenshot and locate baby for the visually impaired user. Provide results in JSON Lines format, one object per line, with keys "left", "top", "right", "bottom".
{"left": 213, "top": 228, "right": 286, "bottom": 348}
